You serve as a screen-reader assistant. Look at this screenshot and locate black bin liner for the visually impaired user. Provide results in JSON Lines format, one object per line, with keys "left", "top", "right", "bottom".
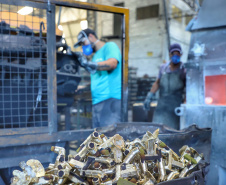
{"left": 98, "top": 122, "right": 211, "bottom": 185}
{"left": 158, "top": 163, "right": 208, "bottom": 185}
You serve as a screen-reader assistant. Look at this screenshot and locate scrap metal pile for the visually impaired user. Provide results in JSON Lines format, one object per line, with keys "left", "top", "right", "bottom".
{"left": 11, "top": 129, "right": 204, "bottom": 185}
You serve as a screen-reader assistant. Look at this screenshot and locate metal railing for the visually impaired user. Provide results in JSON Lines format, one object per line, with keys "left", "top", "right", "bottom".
{"left": 0, "top": 2, "right": 49, "bottom": 132}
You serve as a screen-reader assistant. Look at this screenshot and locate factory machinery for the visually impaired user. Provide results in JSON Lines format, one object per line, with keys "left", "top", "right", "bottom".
{"left": 175, "top": 0, "right": 226, "bottom": 184}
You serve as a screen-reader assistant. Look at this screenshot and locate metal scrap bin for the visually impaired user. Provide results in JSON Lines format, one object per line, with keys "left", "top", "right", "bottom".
{"left": 98, "top": 122, "right": 211, "bottom": 185}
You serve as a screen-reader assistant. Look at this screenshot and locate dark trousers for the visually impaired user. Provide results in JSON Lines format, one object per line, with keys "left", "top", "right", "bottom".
{"left": 92, "top": 98, "right": 121, "bottom": 128}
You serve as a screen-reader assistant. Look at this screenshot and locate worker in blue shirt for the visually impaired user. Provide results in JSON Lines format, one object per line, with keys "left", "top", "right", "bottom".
{"left": 74, "top": 28, "right": 121, "bottom": 128}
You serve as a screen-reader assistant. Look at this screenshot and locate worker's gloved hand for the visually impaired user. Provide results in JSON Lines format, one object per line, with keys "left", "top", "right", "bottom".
{"left": 143, "top": 92, "right": 154, "bottom": 111}
{"left": 76, "top": 53, "right": 97, "bottom": 74}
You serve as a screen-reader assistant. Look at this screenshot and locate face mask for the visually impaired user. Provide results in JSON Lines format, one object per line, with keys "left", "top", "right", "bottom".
{"left": 82, "top": 44, "right": 93, "bottom": 56}
{"left": 171, "top": 55, "right": 180, "bottom": 64}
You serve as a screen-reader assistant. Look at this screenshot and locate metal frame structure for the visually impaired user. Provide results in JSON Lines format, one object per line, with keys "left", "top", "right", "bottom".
{"left": 0, "top": 0, "right": 50, "bottom": 136}
{"left": 178, "top": 0, "right": 226, "bottom": 184}
{"left": 0, "top": 0, "right": 129, "bottom": 176}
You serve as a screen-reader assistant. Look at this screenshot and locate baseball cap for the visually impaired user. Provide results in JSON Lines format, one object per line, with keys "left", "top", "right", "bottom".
{"left": 74, "top": 28, "right": 97, "bottom": 48}
{"left": 169, "top": 43, "right": 182, "bottom": 54}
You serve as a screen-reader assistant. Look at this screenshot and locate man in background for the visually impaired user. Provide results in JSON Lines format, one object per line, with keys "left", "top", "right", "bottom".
{"left": 74, "top": 28, "right": 122, "bottom": 128}
{"left": 143, "top": 43, "right": 186, "bottom": 129}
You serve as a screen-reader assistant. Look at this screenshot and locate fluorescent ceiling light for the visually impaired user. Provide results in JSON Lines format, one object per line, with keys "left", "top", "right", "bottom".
{"left": 80, "top": 20, "right": 88, "bottom": 30}
{"left": 18, "top": 6, "right": 33, "bottom": 15}
{"left": 58, "top": 25, "right": 63, "bottom": 31}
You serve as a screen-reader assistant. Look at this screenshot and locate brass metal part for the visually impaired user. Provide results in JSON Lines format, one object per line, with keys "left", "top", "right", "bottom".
{"left": 112, "top": 146, "right": 123, "bottom": 163}
{"left": 172, "top": 160, "right": 185, "bottom": 169}
{"left": 112, "top": 164, "right": 121, "bottom": 183}
{"left": 80, "top": 131, "right": 101, "bottom": 148}
{"left": 126, "top": 138, "right": 145, "bottom": 150}
{"left": 80, "top": 169, "right": 104, "bottom": 178}
{"left": 11, "top": 170, "right": 30, "bottom": 185}
{"left": 93, "top": 161, "right": 101, "bottom": 170}
{"left": 140, "top": 160, "right": 148, "bottom": 174}
{"left": 75, "top": 144, "right": 89, "bottom": 160}
{"left": 92, "top": 177, "right": 100, "bottom": 185}
{"left": 161, "top": 149, "right": 180, "bottom": 162}
{"left": 44, "top": 168, "right": 58, "bottom": 176}
{"left": 179, "top": 145, "right": 191, "bottom": 162}
{"left": 142, "top": 129, "right": 159, "bottom": 144}
{"left": 100, "top": 180, "right": 113, "bottom": 185}
{"left": 93, "top": 157, "right": 115, "bottom": 167}
{"left": 179, "top": 167, "right": 189, "bottom": 178}
{"left": 88, "top": 142, "right": 98, "bottom": 155}
{"left": 143, "top": 179, "right": 155, "bottom": 185}
{"left": 58, "top": 169, "right": 70, "bottom": 178}
{"left": 158, "top": 158, "right": 166, "bottom": 182}
{"left": 26, "top": 159, "right": 45, "bottom": 178}
{"left": 69, "top": 159, "right": 85, "bottom": 169}
{"left": 98, "top": 137, "right": 114, "bottom": 150}
{"left": 165, "top": 149, "right": 173, "bottom": 170}
{"left": 68, "top": 172, "right": 87, "bottom": 184}
{"left": 123, "top": 147, "right": 140, "bottom": 164}
{"left": 33, "top": 176, "right": 53, "bottom": 185}
{"left": 47, "top": 163, "right": 55, "bottom": 170}
{"left": 58, "top": 162, "right": 72, "bottom": 171}
{"left": 147, "top": 139, "right": 157, "bottom": 156}
{"left": 167, "top": 171, "right": 179, "bottom": 180}
{"left": 124, "top": 144, "right": 133, "bottom": 156}
{"left": 57, "top": 177, "right": 67, "bottom": 185}
{"left": 195, "top": 153, "right": 204, "bottom": 164}
{"left": 51, "top": 146, "right": 65, "bottom": 156}
{"left": 102, "top": 168, "right": 115, "bottom": 175}
{"left": 121, "top": 164, "right": 138, "bottom": 178}
{"left": 68, "top": 154, "right": 74, "bottom": 161}
{"left": 134, "top": 162, "right": 142, "bottom": 178}
{"left": 113, "top": 134, "right": 125, "bottom": 149}
{"left": 55, "top": 154, "right": 65, "bottom": 166}
{"left": 145, "top": 171, "right": 156, "bottom": 183}
{"left": 19, "top": 161, "right": 36, "bottom": 178}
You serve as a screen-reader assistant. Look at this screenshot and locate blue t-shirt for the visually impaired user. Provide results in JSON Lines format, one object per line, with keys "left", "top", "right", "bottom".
{"left": 91, "top": 42, "right": 121, "bottom": 105}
